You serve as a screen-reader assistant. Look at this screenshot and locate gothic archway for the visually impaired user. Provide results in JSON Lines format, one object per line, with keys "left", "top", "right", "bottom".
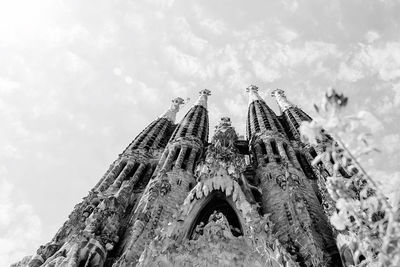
{"left": 187, "top": 191, "right": 243, "bottom": 239}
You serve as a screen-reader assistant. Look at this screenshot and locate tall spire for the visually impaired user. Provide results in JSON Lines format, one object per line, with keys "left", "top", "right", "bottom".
{"left": 159, "top": 97, "right": 185, "bottom": 123}
{"left": 245, "top": 85, "right": 286, "bottom": 139}
{"left": 246, "top": 85, "right": 264, "bottom": 105}
{"left": 271, "top": 89, "right": 295, "bottom": 112}
{"left": 194, "top": 89, "right": 211, "bottom": 108}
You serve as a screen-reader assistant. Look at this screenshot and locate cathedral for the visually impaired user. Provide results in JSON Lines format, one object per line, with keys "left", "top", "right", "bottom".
{"left": 26, "top": 86, "right": 349, "bottom": 267}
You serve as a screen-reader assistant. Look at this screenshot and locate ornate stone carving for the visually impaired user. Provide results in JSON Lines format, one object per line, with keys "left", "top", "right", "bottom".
{"left": 159, "top": 97, "right": 186, "bottom": 123}
{"left": 194, "top": 89, "right": 211, "bottom": 108}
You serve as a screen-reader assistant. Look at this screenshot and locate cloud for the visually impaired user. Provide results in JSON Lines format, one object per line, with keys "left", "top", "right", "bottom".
{"left": 0, "top": 175, "right": 42, "bottom": 266}
{"left": 246, "top": 41, "right": 340, "bottom": 82}
{"left": 253, "top": 61, "right": 281, "bottom": 82}
{"left": 282, "top": 0, "right": 299, "bottom": 13}
{"left": 164, "top": 46, "right": 204, "bottom": 77}
{"left": 365, "top": 30, "right": 381, "bottom": 43}
{"left": 145, "top": 0, "right": 175, "bottom": 9}
{"left": 341, "top": 42, "right": 400, "bottom": 82}
{"left": 381, "top": 134, "right": 400, "bottom": 154}
{"left": 358, "top": 110, "right": 384, "bottom": 133}
{"left": 0, "top": 77, "right": 20, "bottom": 93}
{"left": 199, "top": 18, "right": 226, "bottom": 35}
{"left": 278, "top": 27, "right": 298, "bottom": 43}
{"left": 173, "top": 17, "right": 209, "bottom": 54}
{"left": 337, "top": 62, "right": 364, "bottom": 82}
{"left": 113, "top": 67, "right": 122, "bottom": 76}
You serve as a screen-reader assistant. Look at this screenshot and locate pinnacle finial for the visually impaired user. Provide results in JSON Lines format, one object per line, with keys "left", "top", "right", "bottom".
{"left": 271, "top": 88, "right": 295, "bottom": 112}
{"left": 194, "top": 89, "right": 211, "bottom": 108}
{"left": 246, "top": 85, "right": 259, "bottom": 92}
{"left": 246, "top": 84, "right": 263, "bottom": 104}
{"left": 160, "top": 97, "right": 186, "bottom": 122}
{"left": 212, "top": 117, "right": 237, "bottom": 146}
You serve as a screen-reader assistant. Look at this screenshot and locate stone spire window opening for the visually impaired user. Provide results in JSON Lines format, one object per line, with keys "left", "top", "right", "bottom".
{"left": 157, "top": 136, "right": 167, "bottom": 149}
{"left": 200, "top": 114, "right": 209, "bottom": 141}
{"left": 252, "top": 105, "right": 260, "bottom": 132}
{"left": 111, "top": 160, "right": 128, "bottom": 181}
{"left": 259, "top": 106, "right": 271, "bottom": 130}
{"left": 179, "top": 126, "right": 188, "bottom": 137}
{"left": 251, "top": 188, "right": 264, "bottom": 215}
{"left": 283, "top": 143, "right": 293, "bottom": 165}
{"left": 259, "top": 141, "right": 269, "bottom": 164}
{"left": 270, "top": 140, "right": 281, "bottom": 163}
{"left": 191, "top": 109, "right": 203, "bottom": 137}
{"left": 272, "top": 116, "right": 285, "bottom": 134}
{"left": 287, "top": 110, "right": 300, "bottom": 128}
{"left": 170, "top": 109, "right": 195, "bottom": 141}
{"left": 170, "top": 147, "right": 181, "bottom": 170}
{"left": 278, "top": 116, "right": 295, "bottom": 140}
{"left": 126, "top": 162, "right": 141, "bottom": 181}
{"left": 135, "top": 164, "right": 152, "bottom": 189}
{"left": 143, "top": 122, "right": 166, "bottom": 149}
{"left": 295, "top": 152, "right": 317, "bottom": 180}
{"left": 132, "top": 120, "right": 159, "bottom": 149}
{"left": 295, "top": 108, "right": 312, "bottom": 122}
{"left": 180, "top": 147, "right": 192, "bottom": 170}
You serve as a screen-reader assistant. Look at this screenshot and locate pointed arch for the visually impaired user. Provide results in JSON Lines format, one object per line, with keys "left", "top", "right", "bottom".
{"left": 187, "top": 191, "right": 243, "bottom": 239}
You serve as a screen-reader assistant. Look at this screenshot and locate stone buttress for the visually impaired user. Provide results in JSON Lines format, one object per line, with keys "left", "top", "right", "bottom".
{"left": 28, "top": 98, "right": 185, "bottom": 267}
{"left": 112, "top": 90, "right": 211, "bottom": 266}
{"left": 247, "top": 86, "right": 342, "bottom": 266}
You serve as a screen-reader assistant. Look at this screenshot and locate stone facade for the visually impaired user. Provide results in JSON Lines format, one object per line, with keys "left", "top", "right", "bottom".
{"left": 22, "top": 88, "right": 349, "bottom": 267}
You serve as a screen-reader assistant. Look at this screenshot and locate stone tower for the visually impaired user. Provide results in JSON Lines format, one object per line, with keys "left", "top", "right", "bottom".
{"left": 26, "top": 87, "right": 345, "bottom": 267}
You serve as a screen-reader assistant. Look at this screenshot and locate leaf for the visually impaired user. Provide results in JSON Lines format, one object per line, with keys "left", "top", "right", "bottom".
{"left": 311, "top": 154, "right": 325, "bottom": 166}
{"left": 330, "top": 212, "right": 347, "bottom": 231}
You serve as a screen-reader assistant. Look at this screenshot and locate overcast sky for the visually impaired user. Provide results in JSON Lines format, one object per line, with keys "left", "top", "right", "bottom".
{"left": 1, "top": 0, "right": 400, "bottom": 265}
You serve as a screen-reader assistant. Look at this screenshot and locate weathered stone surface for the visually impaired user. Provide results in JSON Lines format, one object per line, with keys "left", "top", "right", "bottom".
{"left": 24, "top": 88, "right": 347, "bottom": 267}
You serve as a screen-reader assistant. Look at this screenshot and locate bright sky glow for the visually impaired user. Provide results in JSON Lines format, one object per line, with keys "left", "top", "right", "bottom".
{"left": 1, "top": 0, "right": 400, "bottom": 265}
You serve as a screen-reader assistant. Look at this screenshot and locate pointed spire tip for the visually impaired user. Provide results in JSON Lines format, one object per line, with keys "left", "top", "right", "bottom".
{"left": 160, "top": 97, "right": 186, "bottom": 122}
{"left": 246, "top": 84, "right": 263, "bottom": 104}
{"left": 271, "top": 88, "right": 295, "bottom": 112}
{"left": 246, "top": 85, "right": 259, "bottom": 92}
{"left": 195, "top": 89, "right": 211, "bottom": 108}
{"left": 271, "top": 88, "right": 285, "bottom": 97}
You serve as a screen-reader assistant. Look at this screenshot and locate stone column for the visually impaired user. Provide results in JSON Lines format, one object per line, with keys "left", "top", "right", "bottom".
{"left": 265, "top": 141, "right": 276, "bottom": 163}
{"left": 249, "top": 105, "right": 257, "bottom": 135}
{"left": 162, "top": 146, "right": 178, "bottom": 170}
{"left": 278, "top": 142, "right": 290, "bottom": 165}
{"left": 174, "top": 147, "right": 188, "bottom": 169}
{"left": 111, "top": 162, "right": 137, "bottom": 190}
{"left": 261, "top": 104, "right": 278, "bottom": 132}
{"left": 187, "top": 107, "right": 201, "bottom": 136}
{"left": 130, "top": 164, "right": 147, "bottom": 185}
{"left": 197, "top": 111, "right": 207, "bottom": 140}
{"left": 153, "top": 120, "right": 170, "bottom": 149}
{"left": 97, "top": 160, "right": 127, "bottom": 191}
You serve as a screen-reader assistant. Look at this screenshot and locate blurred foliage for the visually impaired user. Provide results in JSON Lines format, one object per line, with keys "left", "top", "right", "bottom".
{"left": 300, "top": 89, "right": 400, "bottom": 267}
